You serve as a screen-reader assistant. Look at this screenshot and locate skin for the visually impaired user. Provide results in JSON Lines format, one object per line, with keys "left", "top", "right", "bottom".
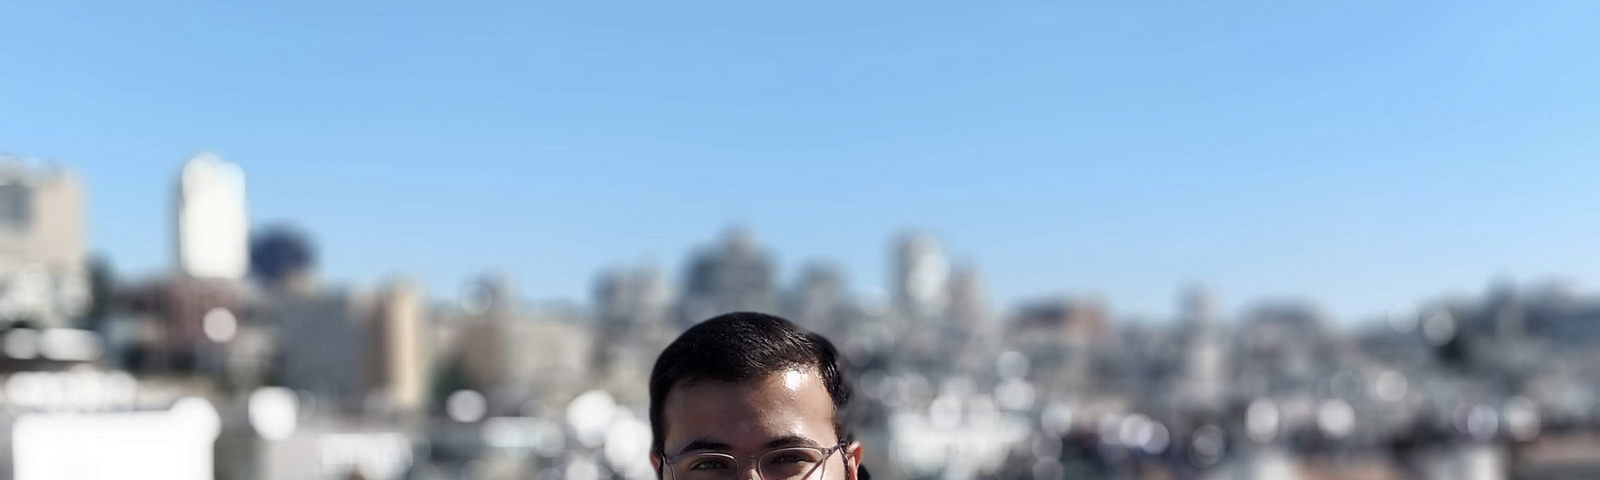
{"left": 653, "top": 368, "right": 863, "bottom": 480}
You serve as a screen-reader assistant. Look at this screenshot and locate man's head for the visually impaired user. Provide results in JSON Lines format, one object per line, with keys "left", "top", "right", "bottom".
{"left": 649, "top": 312, "right": 862, "bottom": 480}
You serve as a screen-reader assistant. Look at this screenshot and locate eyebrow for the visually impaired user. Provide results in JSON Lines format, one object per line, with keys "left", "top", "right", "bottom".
{"left": 675, "top": 436, "right": 824, "bottom": 455}
{"left": 763, "top": 435, "right": 824, "bottom": 449}
{"left": 677, "top": 439, "right": 733, "bottom": 454}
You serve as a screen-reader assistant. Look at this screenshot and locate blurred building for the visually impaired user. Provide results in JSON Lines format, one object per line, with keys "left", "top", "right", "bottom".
{"left": 678, "top": 227, "right": 776, "bottom": 326}
{"left": 262, "top": 280, "right": 431, "bottom": 418}
{"left": 946, "top": 262, "right": 991, "bottom": 335}
{"left": 250, "top": 225, "right": 317, "bottom": 294}
{"left": 0, "top": 157, "right": 88, "bottom": 328}
{"left": 1010, "top": 296, "right": 1109, "bottom": 342}
{"left": 8, "top": 397, "right": 222, "bottom": 480}
{"left": 371, "top": 279, "right": 430, "bottom": 416}
{"left": 592, "top": 264, "right": 673, "bottom": 382}
{"left": 1007, "top": 296, "right": 1109, "bottom": 397}
{"left": 1179, "top": 285, "right": 1229, "bottom": 410}
{"left": 118, "top": 276, "right": 245, "bottom": 374}
{"left": 450, "top": 277, "right": 594, "bottom": 416}
{"left": 265, "top": 288, "right": 371, "bottom": 414}
{"left": 1234, "top": 301, "right": 1339, "bottom": 402}
{"left": 891, "top": 232, "right": 949, "bottom": 320}
{"left": 176, "top": 152, "right": 249, "bottom": 281}
{"left": 783, "top": 261, "right": 851, "bottom": 336}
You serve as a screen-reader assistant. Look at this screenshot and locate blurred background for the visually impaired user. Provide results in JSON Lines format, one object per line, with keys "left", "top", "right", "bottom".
{"left": 2, "top": 2, "right": 1599, "bottom": 480}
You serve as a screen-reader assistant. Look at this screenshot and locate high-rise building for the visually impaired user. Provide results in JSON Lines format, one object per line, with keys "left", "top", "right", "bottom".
{"left": 0, "top": 157, "right": 88, "bottom": 327}
{"left": 785, "top": 261, "right": 848, "bottom": 334}
{"left": 371, "top": 278, "right": 430, "bottom": 416}
{"left": 1179, "top": 285, "right": 1228, "bottom": 409}
{"left": 593, "top": 264, "right": 673, "bottom": 374}
{"left": 1182, "top": 284, "right": 1217, "bottom": 328}
{"left": 892, "top": 232, "right": 949, "bottom": 319}
{"left": 946, "top": 262, "right": 990, "bottom": 333}
{"left": 635, "top": 266, "right": 673, "bottom": 325}
{"left": 680, "top": 227, "right": 776, "bottom": 326}
{"left": 595, "top": 268, "right": 630, "bottom": 329}
{"left": 595, "top": 264, "right": 672, "bottom": 330}
{"left": 176, "top": 152, "right": 248, "bottom": 280}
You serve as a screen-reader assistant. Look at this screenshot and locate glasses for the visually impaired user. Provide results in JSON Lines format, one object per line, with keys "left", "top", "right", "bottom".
{"left": 659, "top": 443, "right": 847, "bottom": 480}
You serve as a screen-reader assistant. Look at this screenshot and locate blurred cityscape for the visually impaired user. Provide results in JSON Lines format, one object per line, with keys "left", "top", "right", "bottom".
{"left": 0, "top": 152, "right": 1596, "bottom": 480}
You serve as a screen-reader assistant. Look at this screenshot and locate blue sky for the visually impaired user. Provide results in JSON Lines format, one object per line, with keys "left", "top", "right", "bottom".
{"left": 2, "top": 1, "right": 1597, "bottom": 323}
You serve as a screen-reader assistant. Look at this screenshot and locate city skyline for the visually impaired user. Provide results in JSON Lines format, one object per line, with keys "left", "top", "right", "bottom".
{"left": 1, "top": 151, "right": 1591, "bottom": 480}
{"left": 4, "top": 2, "right": 1600, "bottom": 323}
{"left": 2, "top": 151, "right": 1594, "bottom": 326}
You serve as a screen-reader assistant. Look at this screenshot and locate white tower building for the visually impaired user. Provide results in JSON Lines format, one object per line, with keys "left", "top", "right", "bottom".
{"left": 176, "top": 152, "right": 248, "bottom": 280}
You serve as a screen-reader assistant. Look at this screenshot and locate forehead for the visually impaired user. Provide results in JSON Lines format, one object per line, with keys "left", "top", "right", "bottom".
{"left": 661, "top": 368, "right": 837, "bottom": 452}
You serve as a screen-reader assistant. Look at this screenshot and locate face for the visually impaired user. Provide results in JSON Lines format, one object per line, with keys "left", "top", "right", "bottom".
{"left": 654, "top": 368, "right": 862, "bottom": 480}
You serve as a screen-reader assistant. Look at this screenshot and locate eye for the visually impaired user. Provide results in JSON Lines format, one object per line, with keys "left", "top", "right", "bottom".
{"left": 689, "top": 458, "right": 732, "bottom": 471}
{"left": 769, "top": 453, "right": 807, "bottom": 464}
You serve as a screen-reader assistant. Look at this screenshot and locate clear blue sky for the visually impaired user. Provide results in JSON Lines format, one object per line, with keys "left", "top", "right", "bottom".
{"left": 3, "top": 1, "right": 1597, "bottom": 324}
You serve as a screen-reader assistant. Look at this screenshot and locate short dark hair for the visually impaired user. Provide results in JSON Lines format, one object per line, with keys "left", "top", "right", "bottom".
{"left": 649, "top": 312, "right": 853, "bottom": 452}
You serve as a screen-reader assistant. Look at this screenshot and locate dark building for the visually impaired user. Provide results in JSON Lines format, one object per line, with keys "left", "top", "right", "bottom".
{"left": 679, "top": 227, "right": 776, "bottom": 327}
{"left": 784, "top": 261, "right": 851, "bottom": 336}
{"left": 249, "top": 225, "right": 316, "bottom": 292}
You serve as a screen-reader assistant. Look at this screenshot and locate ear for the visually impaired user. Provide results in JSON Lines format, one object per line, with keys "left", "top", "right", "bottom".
{"left": 843, "top": 442, "right": 863, "bottom": 480}
{"left": 651, "top": 451, "right": 664, "bottom": 479}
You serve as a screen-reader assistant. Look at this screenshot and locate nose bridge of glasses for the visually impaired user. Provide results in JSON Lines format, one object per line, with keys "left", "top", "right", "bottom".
{"left": 739, "top": 454, "right": 764, "bottom": 480}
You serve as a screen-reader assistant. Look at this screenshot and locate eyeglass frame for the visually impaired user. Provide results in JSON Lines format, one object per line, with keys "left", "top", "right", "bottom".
{"left": 655, "top": 441, "right": 851, "bottom": 480}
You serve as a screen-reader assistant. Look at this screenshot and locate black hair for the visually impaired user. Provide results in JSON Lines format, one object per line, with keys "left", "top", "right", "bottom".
{"left": 649, "top": 312, "right": 853, "bottom": 452}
